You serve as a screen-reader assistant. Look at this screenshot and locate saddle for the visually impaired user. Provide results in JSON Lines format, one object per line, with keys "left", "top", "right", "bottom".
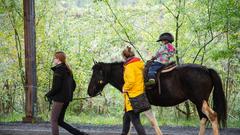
{"left": 144, "top": 61, "right": 177, "bottom": 94}
{"left": 160, "top": 62, "right": 177, "bottom": 73}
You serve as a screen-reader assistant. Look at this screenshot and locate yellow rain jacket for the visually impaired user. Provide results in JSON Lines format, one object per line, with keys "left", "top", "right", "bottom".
{"left": 123, "top": 57, "right": 145, "bottom": 112}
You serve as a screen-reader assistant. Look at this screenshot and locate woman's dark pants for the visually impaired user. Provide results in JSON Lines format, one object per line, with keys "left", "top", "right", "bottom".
{"left": 121, "top": 111, "right": 147, "bottom": 135}
{"left": 51, "top": 101, "right": 86, "bottom": 135}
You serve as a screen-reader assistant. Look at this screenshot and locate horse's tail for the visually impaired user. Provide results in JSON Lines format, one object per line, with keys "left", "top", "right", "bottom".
{"left": 209, "top": 68, "right": 227, "bottom": 128}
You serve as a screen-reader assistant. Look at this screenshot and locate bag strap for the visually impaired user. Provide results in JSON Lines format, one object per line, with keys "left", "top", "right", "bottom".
{"left": 125, "top": 92, "right": 130, "bottom": 98}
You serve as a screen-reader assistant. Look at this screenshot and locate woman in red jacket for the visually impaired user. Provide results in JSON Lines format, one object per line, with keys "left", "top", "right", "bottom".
{"left": 121, "top": 47, "right": 147, "bottom": 135}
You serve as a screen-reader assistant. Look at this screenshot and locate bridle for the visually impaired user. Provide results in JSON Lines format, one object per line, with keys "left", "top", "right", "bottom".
{"left": 73, "top": 79, "right": 105, "bottom": 101}
{"left": 73, "top": 80, "right": 104, "bottom": 100}
{"left": 73, "top": 65, "right": 108, "bottom": 100}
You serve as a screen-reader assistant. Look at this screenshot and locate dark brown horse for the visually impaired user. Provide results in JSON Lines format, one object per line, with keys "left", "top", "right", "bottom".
{"left": 87, "top": 62, "right": 227, "bottom": 135}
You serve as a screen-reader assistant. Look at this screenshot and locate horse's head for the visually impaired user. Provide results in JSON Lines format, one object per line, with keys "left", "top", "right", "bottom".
{"left": 88, "top": 62, "right": 109, "bottom": 97}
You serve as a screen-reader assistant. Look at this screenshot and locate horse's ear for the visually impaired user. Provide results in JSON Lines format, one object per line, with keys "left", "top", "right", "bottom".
{"left": 93, "top": 58, "right": 97, "bottom": 64}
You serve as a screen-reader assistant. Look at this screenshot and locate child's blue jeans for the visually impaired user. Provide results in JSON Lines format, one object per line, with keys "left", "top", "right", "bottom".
{"left": 148, "top": 62, "right": 164, "bottom": 79}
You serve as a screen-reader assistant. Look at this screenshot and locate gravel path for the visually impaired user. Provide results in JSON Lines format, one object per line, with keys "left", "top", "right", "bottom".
{"left": 0, "top": 122, "right": 239, "bottom": 135}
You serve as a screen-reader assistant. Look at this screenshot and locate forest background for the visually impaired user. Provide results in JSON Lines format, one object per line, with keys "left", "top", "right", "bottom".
{"left": 0, "top": 0, "right": 239, "bottom": 127}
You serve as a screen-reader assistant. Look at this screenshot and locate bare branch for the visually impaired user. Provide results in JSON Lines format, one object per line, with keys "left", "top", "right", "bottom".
{"left": 161, "top": 1, "right": 176, "bottom": 18}
{"left": 104, "top": 0, "right": 145, "bottom": 62}
{"left": 175, "top": 106, "right": 193, "bottom": 116}
{"left": 207, "top": 0, "right": 214, "bottom": 39}
{"left": 36, "top": 0, "right": 50, "bottom": 26}
{"left": 192, "top": 32, "right": 225, "bottom": 63}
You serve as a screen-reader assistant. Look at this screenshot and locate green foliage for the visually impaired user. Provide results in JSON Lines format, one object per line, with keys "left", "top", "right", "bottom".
{"left": 0, "top": 0, "right": 240, "bottom": 127}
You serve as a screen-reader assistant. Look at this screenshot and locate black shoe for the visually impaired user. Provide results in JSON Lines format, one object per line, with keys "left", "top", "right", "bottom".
{"left": 80, "top": 132, "right": 89, "bottom": 135}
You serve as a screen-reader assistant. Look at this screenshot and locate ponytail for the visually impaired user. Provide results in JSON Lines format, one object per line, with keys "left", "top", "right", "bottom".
{"left": 55, "top": 51, "right": 73, "bottom": 75}
{"left": 66, "top": 64, "right": 73, "bottom": 76}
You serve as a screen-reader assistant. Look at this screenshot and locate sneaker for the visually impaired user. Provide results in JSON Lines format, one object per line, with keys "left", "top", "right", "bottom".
{"left": 145, "top": 79, "right": 155, "bottom": 86}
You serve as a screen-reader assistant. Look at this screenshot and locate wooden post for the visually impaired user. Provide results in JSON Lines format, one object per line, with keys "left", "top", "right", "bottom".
{"left": 22, "top": 0, "right": 38, "bottom": 123}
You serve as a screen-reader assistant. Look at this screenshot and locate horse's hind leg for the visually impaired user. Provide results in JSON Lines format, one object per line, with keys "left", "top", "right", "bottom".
{"left": 199, "top": 117, "right": 207, "bottom": 135}
{"left": 197, "top": 106, "right": 208, "bottom": 135}
{"left": 144, "top": 110, "right": 163, "bottom": 135}
{"left": 201, "top": 100, "right": 219, "bottom": 135}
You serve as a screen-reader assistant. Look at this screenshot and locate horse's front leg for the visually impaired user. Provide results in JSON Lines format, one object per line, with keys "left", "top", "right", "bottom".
{"left": 144, "top": 109, "right": 163, "bottom": 135}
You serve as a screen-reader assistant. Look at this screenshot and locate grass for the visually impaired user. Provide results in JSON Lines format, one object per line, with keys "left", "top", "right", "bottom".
{"left": 1, "top": 112, "right": 239, "bottom": 128}
{"left": 0, "top": 112, "right": 24, "bottom": 122}
{"left": 65, "top": 112, "right": 123, "bottom": 125}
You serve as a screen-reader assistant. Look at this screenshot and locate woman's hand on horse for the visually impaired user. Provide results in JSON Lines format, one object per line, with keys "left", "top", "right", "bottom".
{"left": 151, "top": 56, "right": 156, "bottom": 60}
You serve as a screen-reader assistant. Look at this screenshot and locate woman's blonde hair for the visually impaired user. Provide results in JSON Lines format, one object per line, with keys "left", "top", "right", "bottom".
{"left": 122, "top": 46, "right": 135, "bottom": 59}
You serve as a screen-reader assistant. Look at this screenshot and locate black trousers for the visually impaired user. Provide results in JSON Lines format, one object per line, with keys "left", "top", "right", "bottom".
{"left": 121, "top": 111, "right": 147, "bottom": 135}
{"left": 51, "top": 101, "right": 87, "bottom": 135}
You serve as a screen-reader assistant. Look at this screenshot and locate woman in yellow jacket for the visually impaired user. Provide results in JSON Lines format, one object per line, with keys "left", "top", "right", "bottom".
{"left": 121, "top": 46, "right": 147, "bottom": 135}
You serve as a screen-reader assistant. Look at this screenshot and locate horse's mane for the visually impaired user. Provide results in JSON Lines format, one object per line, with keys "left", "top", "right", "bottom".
{"left": 109, "top": 62, "right": 124, "bottom": 67}
{"left": 92, "top": 61, "right": 124, "bottom": 69}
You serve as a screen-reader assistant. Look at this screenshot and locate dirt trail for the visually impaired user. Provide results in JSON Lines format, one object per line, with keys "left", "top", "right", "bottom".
{"left": 0, "top": 122, "right": 239, "bottom": 135}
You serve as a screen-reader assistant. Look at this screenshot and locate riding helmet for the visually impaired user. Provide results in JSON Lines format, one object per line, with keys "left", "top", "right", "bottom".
{"left": 156, "top": 32, "right": 174, "bottom": 43}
